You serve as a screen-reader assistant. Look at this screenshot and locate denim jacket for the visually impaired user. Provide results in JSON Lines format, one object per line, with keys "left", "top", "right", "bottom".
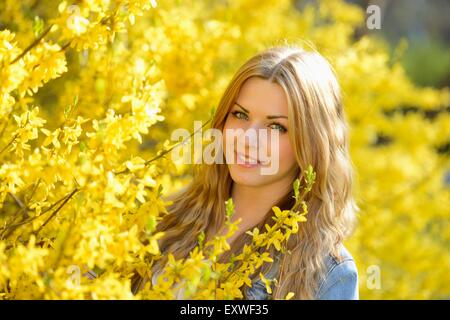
{"left": 245, "top": 244, "right": 359, "bottom": 300}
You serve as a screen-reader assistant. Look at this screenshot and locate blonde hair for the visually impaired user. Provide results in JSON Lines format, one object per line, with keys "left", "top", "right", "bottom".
{"left": 133, "top": 45, "right": 358, "bottom": 299}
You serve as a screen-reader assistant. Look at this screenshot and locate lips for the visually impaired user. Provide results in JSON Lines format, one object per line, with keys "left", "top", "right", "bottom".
{"left": 234, "top": 151, "right": 261, "bottom": 167}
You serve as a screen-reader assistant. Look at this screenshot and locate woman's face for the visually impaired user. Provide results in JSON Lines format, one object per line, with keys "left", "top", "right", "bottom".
{"left": 222, "top": 76, "right": 298, "bottom": 188}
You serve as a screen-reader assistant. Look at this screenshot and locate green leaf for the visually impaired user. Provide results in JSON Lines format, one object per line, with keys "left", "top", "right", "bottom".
{"left": 197, "top": 231, "right": 205, "bottom": 249}
{"left": 225, "top": 198, "right": 235, "bottom": 218}
{"left": 157, "top": 184, "right": 164, "bottom": 197}
{"left": 147, "top": 216, "right": 156, "bottom": 233}
{"left": 33, "top": 16, "right": 44, "bottom": 38}
{"left": 293, "top": 178, "right": 300, "bottom": 200}
{"left": 304, "top": 165, "right": 316, "bottom": 191}
{"left": 78, "top": 140, "right": 87, "bottom": 152}
{"left": 210, "top": 106, "right": 216, "bottom": 119}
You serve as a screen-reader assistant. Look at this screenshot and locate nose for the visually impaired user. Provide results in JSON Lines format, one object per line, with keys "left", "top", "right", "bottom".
{"left": 236, "top": 123, "right": 265, "bottom": 154}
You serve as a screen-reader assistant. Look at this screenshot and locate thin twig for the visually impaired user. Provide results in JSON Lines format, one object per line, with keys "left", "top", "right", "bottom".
{"left": 144, "top": 118, "right": 212, "bottom": 166}
{"left": 0, "top": 133, "right": 19, "bottom": 156}
{"left": 32, "top": 188, "right": 80, "bottom": 237}
{"left": 0, "top": 187, "right": 70, "bottom": 231}
{"left": 0, "top": 188, "right": 80, "bottom": 240}
{"left": 114, "top": 118, "right": 212, "bottom": 175}
{"left": 9, "top": 192, "right": 27, "bottom": 215}
{"left": 11, "top": 25, "right": 53, "bottom": 64}
{"left": 60, "top": 41, "right": 72, "bottom": 52}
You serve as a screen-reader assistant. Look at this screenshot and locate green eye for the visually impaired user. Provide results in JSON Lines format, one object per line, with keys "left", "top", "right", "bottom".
{"left": 269, "top": 123, "right": 287, "bottom": 133}
{"left": 231, "top": 111, "right": 248, "bottom": 120}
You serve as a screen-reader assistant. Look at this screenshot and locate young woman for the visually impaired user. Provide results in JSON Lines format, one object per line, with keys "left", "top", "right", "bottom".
{"left": 132, "top": 46, "right": 359, "bottom": 300}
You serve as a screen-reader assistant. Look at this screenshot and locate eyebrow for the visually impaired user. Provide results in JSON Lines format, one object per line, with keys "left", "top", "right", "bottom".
{"left": 234, "top": 102, "right": 288, "bottom": 119}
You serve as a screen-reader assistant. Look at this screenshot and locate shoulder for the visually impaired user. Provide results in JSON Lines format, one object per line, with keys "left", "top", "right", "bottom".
{"left": 315, "top": 244, "right": 359, "bottom": 300}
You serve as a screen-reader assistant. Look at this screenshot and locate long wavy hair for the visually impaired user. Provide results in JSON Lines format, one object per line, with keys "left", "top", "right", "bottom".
{"left": 132, "top": 45, "right": 358, "bottom": 299}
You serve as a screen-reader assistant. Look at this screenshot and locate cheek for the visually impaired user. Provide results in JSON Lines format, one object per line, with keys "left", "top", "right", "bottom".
{"left": 277, "top": 137, "right": 296, "bottom": 169}
{"left": 223, "top": 115, "right": 241, "bottom": 132}
{"left": 222, "top": 118, "right": 231, "bottom": 147}
{"left": 222, "top": 116, "right": 243, "bottom": 147}
{"left": 222, "top": 116, "right": 237, "bottom": 156}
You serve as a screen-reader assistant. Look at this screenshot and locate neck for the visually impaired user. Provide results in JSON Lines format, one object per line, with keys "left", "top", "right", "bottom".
{"left": 230, "top": 178, "right": 292, "bottom": 229}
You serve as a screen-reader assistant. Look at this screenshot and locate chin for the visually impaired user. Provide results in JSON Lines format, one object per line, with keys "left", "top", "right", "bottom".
{"left": 227, "top": 164, "right": 277, "bottom": 187}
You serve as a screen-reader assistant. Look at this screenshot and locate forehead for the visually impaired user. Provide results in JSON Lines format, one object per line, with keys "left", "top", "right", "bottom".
{"left": 236, "top": 76, "right": 288, "bottom": 116}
